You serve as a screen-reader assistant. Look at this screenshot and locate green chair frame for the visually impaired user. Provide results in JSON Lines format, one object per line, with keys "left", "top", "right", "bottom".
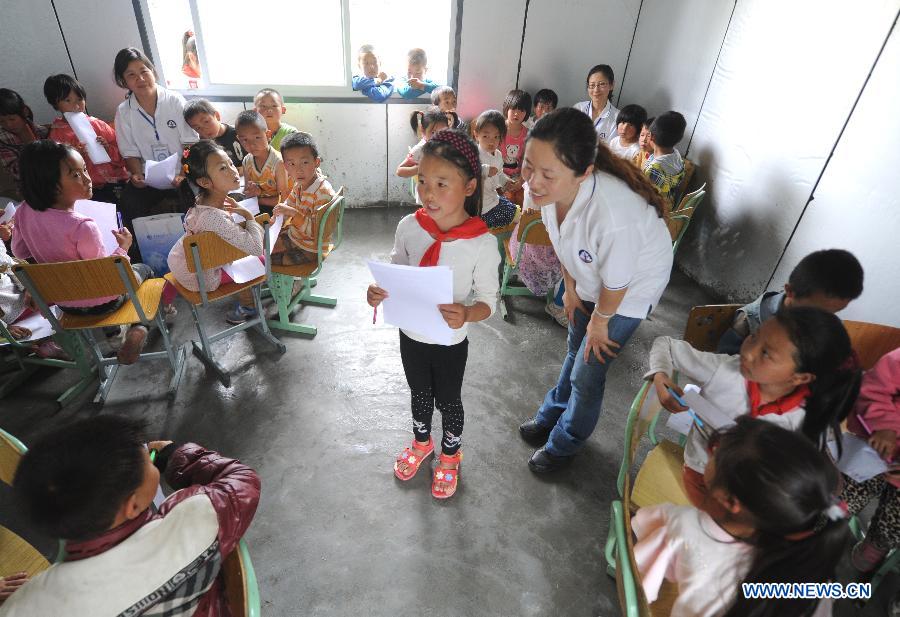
{"left": 498, "top": 213, "right": 553, "bottom": 322}
{"left": 266, "top": 187, "right": 346, "bottom": 337}
{"left": 669, "top": 183, "right": 706, "bottom": 255}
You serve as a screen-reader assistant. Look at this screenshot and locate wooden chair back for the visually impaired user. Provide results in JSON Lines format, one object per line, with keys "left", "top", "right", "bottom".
{"left": 0, "top": 428, "right": 26, "bottom": 486}
{"left": 315, "top": 188, "right": 346, "bottom": 254}
{"left": 222, "top": 539, "right": 260, "bottom": 617}
{"left": 844, "top": 321, "right": 900, "bottom": 370}
{"left": 516, "top": 210, "right": 553, "bottom": 246}
{"left": 14, "top": 257, "right": 138, "bottom": 304}
{"left": 185, "top": 213, "right": 270, "bottom": 273}
{"left": 681, "top": 304, "right": 741, "bottom": 352}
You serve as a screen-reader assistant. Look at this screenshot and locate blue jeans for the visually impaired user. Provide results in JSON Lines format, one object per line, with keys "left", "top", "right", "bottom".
{"left": 535, "top": 304, "right": 642, "bottom": 456}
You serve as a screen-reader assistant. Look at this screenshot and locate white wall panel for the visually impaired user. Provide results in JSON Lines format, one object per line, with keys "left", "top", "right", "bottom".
{"left": 617, "top": 0, "right": 733, "bottom": 151}
{"left": 677, "top": 0, "right": 899, "bottom": 302}
{"left": 518, "top": 0, "right": 641, "bottom": 109}
{"left": 770, "top": 25, "right": 900, "bottom": 327}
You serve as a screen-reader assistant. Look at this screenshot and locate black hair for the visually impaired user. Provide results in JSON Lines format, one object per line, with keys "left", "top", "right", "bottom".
{"left": 529, "top": 108, "right": 666, "bottom": 217}
{"left": 280, "top": 130, "right": 319, "bottom": 159}
{"left": 430, "top": 85, "right": 456, "bottom": 106}
{"left": 649, "top": 111, "right": 687, "bottom": 148}
{"left": 711, "top": 418, "right": 850, "bottom": 617}
{"left": 0, "top": 88, "right": 31, "bottom": 120}
{"left": 178, "top": 139, "right": 228, "bottom": 209}
{"left": 357, "top": 44, "right": 376, "bottom": 57}
{"left": 615, "top": 104, "right": 648, "bottom": 131}
{"left": 408, "top": 48, "right": 427, "bottom": 66}
{"left": 643, "top": 116, "right": 655, "bottom": 129}
{"left": 235, "top": 109, "right": 268, "bottom": 132}
{"left": 788, "top": 249, "right": 864, "bottom": 300}
{"left": 113, "top": 47, "right": 158, "bottom": 90}
{"left": 472, "top": 109, "right": 507, "bottom": 142}
{"left": 183, "top": 98, "right": 218, "bottom": 122}
{"left": 585, "top": 64, "right": 615, "bottom": 98}
{"left": 43, "top": 74, "right": 87, "bottom": 109}
{"left": 420, "top": 129, "right": 483, "bottom": 217}
{"left": 409, "top": 106, "right": 449, "bottom": 137}
{"left": 18, "top": 139, "right": 81, "bottom": 211}
{"left": 502, "top": 89, "right": 532, "bottom": 121}
{"left": 254, "top": 88, "right": 284, "bottom": 106}
{"left": 773, "top": 306, "right": 862, "bottom": 457}
{"left": 533, "top": 88, "right": 559, "bottom": 109}
{"left": 13, "top": 416, "right": 148, "bottom": 540}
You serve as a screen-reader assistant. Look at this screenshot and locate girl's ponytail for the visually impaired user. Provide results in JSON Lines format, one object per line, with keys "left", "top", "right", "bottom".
{"left": 409, "top": 110, "right": 424, "bottom": 136}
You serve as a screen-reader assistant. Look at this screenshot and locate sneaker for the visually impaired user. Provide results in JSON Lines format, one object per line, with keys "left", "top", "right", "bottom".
{"left": 851, "top": 538, "right": 888, "bottom": 572}
{"left": 225, "top": 304, "right": 258, "bottom": 325}
{"left": 31, "top": 340, "right": 70, "bottom": 360}
{"left": 544, "top": 302, "right": 569, "bottom": 328}
{"left": 116, "top": 325, "right": 148, "bottom": 365}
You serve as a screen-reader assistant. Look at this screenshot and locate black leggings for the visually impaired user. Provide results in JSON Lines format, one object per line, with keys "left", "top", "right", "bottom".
{"left": 399, "top": 331, "right": 468, "bottom": 455}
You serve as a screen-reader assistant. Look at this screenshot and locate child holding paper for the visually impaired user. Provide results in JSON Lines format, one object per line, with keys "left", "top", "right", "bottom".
{"left": 236, "top": 110, "right": 288, "bottom": 214}
{"left": 842, "top": 346, "right": 900, "bottom": 574}
{"left": 44, "top": 74, "right": 129, "bottom": 205}
{"left": 367, "top": 129, "right": 499, "bottom": 500}
{"left": 646, "top": 306, "right": 861, "bottom": 515}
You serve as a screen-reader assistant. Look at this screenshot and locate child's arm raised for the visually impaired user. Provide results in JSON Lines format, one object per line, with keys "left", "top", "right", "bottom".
{"left": 396, "top": 153, "right": 418, "bottom": 178}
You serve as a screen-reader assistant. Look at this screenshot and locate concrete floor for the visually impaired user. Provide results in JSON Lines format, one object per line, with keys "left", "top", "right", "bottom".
{"left": 5, "top": 206, "right": 883, "bottom": 617}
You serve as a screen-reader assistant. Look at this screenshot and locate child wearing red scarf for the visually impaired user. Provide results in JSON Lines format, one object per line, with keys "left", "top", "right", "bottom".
{"left": 367, "top": 129, "right": 499, "bottom": 499}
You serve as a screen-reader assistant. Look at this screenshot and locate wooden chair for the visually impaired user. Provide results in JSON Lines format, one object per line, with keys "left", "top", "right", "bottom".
{"left": 164, "top": 214, "right": 285, "bottom": 387}
{"left": 221, "top": 539, "right": 261, "bottom": 617}
{"left": 672, "top": 158, "right": 695, "bottom": 210}
{"left": 266, "top": 187, "right": 346, "bottom": 337}
{"left": 842, "top": 321, "right": 900, "bottom": 370}
{"left": 498, "top": 210, "right": 554, "bottom": 322}
{"left": 0, "top": 428, "right": 51, "bottom": 581}
{"left": 14, "top": 257, "right": 186, "bottom": 405}
{"left": 667, "top": 184, "right": 706, "bottom": 255}
{"left": 487, "top": 205, "right": 522, "bottom": 262}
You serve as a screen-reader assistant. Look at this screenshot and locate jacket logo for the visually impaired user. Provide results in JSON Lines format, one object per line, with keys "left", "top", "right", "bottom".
{"left": 578, "top": 250, "right": 593, "bottom": 263}
{"left": 167, "top": 119, "right": 177, "bottom": 128}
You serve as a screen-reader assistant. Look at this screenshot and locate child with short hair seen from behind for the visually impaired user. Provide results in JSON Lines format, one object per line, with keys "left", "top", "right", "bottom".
{"left": 633, "top": 417, "right": 848, "bottom": 617}
{"left": 367, "top": 129, "right": 499, "bottom": 500}
{"left": 608, "top": 103, "right": 647, "bottom": 161}
{"left": 500, "top": 89, "right": 532, "bottom": 205}
{"left": 271, "top": 131, "right": 336, "bottom": 266}
{"left": 472, "top": 109, "right": 516, "bottom": 228}
{"left": 183, "top": 98, "right": 243, "bottom": 171}
{"left": 254, "top": 88, "right": 297, "bottom": 151}
{"left": 352, "top": 45, "right": 394, "bottom": 102}
{"left": 396, "top": 48, "right": 439, "bottom": 99}
{"left": 236, "top": 110, "right": 289, "bottom": 214}
{"left": 43, "top": 74, "right": 129, "bottom": 205}
{"left": 643, "top": 111, "right": 686, "bottom": 211}
{"left": 717, "top": 249, "right": 864, "bottom": 355}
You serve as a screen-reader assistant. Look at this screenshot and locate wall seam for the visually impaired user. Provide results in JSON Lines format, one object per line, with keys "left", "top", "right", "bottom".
{"left": 49, "top": 0, "right": 78, "bottom": 79}
{"left": 616, "top": 0, "right": 645, "bottom": 108}
{"left": 514, "top": 0, "right": 531, "bottom": 89}
{"left": 131, "top": 0, "right": 155, "bottom": 64}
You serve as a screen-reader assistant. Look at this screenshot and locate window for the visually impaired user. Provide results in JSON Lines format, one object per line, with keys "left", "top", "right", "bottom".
{"left": 139, "top": 0, "right": 455, "bottom": 99}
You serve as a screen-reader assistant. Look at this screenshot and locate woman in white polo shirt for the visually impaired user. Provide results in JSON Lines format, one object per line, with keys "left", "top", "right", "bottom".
{"left": 574, "top": 64, "right": 619, "bottom": 143}
{"left": 518, "top": 108, "right": 673, "bottom": 473}
{"left": 113, "top": 47, "right": 198, "bottom": 259}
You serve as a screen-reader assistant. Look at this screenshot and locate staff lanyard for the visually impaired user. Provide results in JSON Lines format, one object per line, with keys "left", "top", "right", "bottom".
{"left": 137, "top": 108, "right": 160, "bottom": 142}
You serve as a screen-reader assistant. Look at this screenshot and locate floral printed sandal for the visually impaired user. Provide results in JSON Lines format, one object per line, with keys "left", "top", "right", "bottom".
{"left": 431, "top": 451, "right": 462, "bottom": 500}
{"left": 393, "top": 437, "right": 434, "bottom": 481}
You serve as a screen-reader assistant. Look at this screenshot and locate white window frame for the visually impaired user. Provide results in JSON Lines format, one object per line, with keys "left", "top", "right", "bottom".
{"left": 134, "top": 0, "right": 460, "bottom": 103}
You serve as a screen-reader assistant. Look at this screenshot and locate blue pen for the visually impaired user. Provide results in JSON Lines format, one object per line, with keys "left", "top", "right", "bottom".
{"left": 667, "top": 386, "right": 704, "bottom": 428}
{"left": 116, "top": 211, "right": 124, "bottom": 229}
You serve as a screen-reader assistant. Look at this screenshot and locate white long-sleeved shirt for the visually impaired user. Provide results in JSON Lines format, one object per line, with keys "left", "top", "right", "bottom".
{"left": 479, "top": 146, "right": 509, "bottom": 215}
{"left": 389, "top": 213, "right": 499, "bottom": 345}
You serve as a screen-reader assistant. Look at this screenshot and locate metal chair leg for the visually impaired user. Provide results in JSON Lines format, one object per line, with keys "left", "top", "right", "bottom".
{"left": 188, "top": 304, "right": 231, "bottom": 387}
{"left": 251, "top": 285, "right": 286, "bottom": 354}
{"left": 155, "top": 312, "right": 186, "bottom": 400}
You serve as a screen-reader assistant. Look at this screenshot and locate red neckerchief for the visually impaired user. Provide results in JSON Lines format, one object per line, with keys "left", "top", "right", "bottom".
{"left": 64, "top": 508, "right": 153, "bottom": 561}
{"left": 746, "top": 381, "right": 811, "bottom": 417}
{"left": 414, "top": 208, "right": 488, "bottom": 266}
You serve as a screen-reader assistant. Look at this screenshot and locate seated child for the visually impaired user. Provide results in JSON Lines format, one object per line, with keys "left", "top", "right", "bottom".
{"left": 166, "top": 141, "right": 265, "bottom": 325}
{"left": 524, "top": 88, "right": 557, "bottom": 130}
{"left": 254, "top": 88, "right": 297, "bottom": 151}
{"left": 3, "top": 415, "right": 260, "bottom": 616}
{"left": 183, "top": 98, "right": 244, "bottom": 171}
{"left": 0, "top": 88, "right": 49, "bottom": 188}
{"left": 608, "top": 103, "right": 647, "bottom": 161}
{"left": 271, "top": 132, "right": 336, "bottom": 266}
{"left": 500, "top": 89, "right": 532, "bottom": 205}
{"left": 631, "top": 116, "right": 653, "bottom": 169}
{"left": 842, "top": 346, "right": 900, "bottom": 574}
{"left": 648, "top": 306, "right": 861, "bottom": 514}
{"left": 396, "top": 107, "right": 451, "bottom": 205}
{"left": 634, "top": 417, "right": 847, "bottom": 617}
{"left": 396, "top": 48, "right": 439, "bottom": 99}
{"left": 508, "top": 189, "right": 563, "bottom": 324}
{"left": 642, "top": 111, "right": 686, "bottom": 211}
{"left": 472, "top": 109, "right": 516, "bottom": 229}
{"left": 43, "top": 74, "right": 129, "bottom": 205}
{"left": 717, "top": 249, "right": 864, "bottom": 355}
{"left": 236, "top": 110, "right": 289, "bottom": 214}
{"left": 431, "top": 85, "right": 460, "bottom": 127}
{"left": 12, "top": 140, "right": 153, "bottom": 364}
{"left": 352, "top": 45, "right": 394, "bottom": 103}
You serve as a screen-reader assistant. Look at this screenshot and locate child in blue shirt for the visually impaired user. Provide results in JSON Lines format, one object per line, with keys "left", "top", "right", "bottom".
{"left": 396, "top": 48, "right": 439, "bottom": 99}
{"left": 352, "top": 45, "right": 394, "bottom": 102}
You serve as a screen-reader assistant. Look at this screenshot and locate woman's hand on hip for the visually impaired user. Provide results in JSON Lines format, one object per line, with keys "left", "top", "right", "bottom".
{"left": 562, "top": 286, "right": 588, "bottom": 323}
{"left": 583, "top": 314, "right": 620, "bottom": 363}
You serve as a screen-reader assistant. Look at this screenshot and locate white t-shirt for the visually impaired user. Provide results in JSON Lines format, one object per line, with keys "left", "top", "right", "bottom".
{"left": 539, "top": 171, "right": 672, "bottom": 319}
{"left": 574, "top": 99, "right": 619, "bottom": 143}
{"left": 479, "top": 146, "right": 509, "bottom": 214}
{"left": 608, "top": 135, "right": 641, "bottom": 161}
{"left": 114, "top": 85, "right": 198, "bottom": 162}
{"left": 389, "top": 213, "right": 500, "bottom": 345}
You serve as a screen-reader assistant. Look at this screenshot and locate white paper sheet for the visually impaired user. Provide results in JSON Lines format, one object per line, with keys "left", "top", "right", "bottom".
{"left": 682, "top": 389, "right": 736, "bottom": 431}
{"left": 231, "top": 197, "right": 259, "bottom": 223}
{"left": 1, "top": 306, "right": 61, "bottom": 345}
{"left": 144, "top": 152, "right": 179, "bottom": 189}
{"left": 367, "top": 261, "right": 454, "bottom": 345}
{"left": 74, "top": 199, "right": 119, "bottom": 254}
{"left": 63, "top": 111, "right": 112, "bottom": 165}
{"left": 665, "top": 384, "right": 704, "bottom": 436}
{"left": 830, "top": 434, "right": 890, "bottom": 483}
{"left": 222, "top": 215, "right": 283, "bottom": 284}
{"left": 0, "top": 202, "right": 15, "bottom": 224}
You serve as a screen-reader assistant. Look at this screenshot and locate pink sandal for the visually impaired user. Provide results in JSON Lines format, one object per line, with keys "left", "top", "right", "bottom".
{"left": 394, "top": 437, "right": 434, "bottom": 481}
{"left": 432, "top": 451, "right": 462, "bottom": 500}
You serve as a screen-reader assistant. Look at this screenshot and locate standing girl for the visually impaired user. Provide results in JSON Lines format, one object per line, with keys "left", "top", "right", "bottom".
{"left": 471, "top": 109, "right": 516, "bottom": 229}
{"left": 517, "top": 108, "right": 672, "bottom": 473}
{"left": 574, "top": 64, "right": 619, "bottom": 143}
{"left": 499, "top": 89, "right": 532, "bottom": 206}
{"left": 368, "top": 129, "right": 499, "bottom": 499}
{"left": 634, "top": 417, "right": 848, "bottom": 617}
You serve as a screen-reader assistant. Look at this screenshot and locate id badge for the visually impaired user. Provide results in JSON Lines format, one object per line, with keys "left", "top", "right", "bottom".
{"left": 151, "top": 144, "right": 171, "bottom": 162}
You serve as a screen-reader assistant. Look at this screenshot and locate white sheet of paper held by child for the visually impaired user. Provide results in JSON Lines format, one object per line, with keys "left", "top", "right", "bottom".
{"left": 827, "top": 434, "right": 890, "bottom": 483}
{"left": 367, "top": 260, "right": 454, "bottom": 345}
{"left": 74, "top": 199, "right": 119, "bottom": 254}
{"left": 144, "top": 152, "right": 179, "bottom": 189}
{"left": 231, "top": 197, "right": 259, "bottom": 223}
{"left": 222, "top": 214, "right": 283, "bottom": 284}
{"left": 63, "top": 111, "right": 112, "bottom": 165}
{"left": 0, "top": 306, "right": 61, "bottom": 345}
{"left": 0, "top": 202, "right": 15, "bottom": 224}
